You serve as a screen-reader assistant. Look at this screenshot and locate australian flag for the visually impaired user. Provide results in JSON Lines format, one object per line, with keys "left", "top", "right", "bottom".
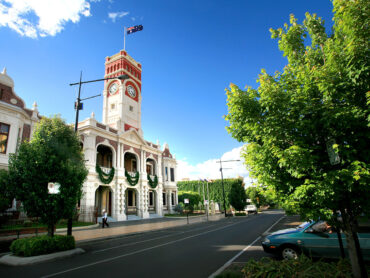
{"left": 127, "top": 25, "right": 143, "bottom": 35}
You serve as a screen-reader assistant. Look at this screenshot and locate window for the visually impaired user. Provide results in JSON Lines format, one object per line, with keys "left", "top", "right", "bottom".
{"left": 111, "top": 103, "right": 116, "bottom": 110}
{"left": 171, "top": 193, "right": 175, "bottom": 206}
{"left": 162, "top": 192, "right": 166, "bottom": 205}
{"left": 149, "top": 191, "right": 154, "bottom": 206}
{"left": 170, "top": 168, "right": 175, "bottom": 182}
{"left": 0, "top": 123, "right": 10, "bottom": 154}
{"left": 132, "top": 159, "right": 137, "bottom": 172}
{"left": 165, "top": 167, "right": 168, "bottom": 181}
{"left": 0, "top": 88, "right": 3, "bottom": 99}
{"left": 129, "top": 105, "right": 133, "bottom": 112}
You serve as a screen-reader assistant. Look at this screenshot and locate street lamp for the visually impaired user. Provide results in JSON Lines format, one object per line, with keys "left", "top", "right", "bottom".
{"left": 66, "top": 72, "right": 130, "bottom": 236}
{"left": 216, "top": 159, "right": 240, "bottom": 217}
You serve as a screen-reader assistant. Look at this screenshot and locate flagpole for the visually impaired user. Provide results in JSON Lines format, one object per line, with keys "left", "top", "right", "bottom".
{"left": 124, "top": 26, "right": 126, "bottom": 50}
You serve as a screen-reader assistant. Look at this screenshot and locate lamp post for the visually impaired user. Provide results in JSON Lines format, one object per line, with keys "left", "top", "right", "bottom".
{"left": 67, "top": 72, "right": 129, "bottom": 236}
{"left": 216, "top": 159, "right": 240, "bottom": 217}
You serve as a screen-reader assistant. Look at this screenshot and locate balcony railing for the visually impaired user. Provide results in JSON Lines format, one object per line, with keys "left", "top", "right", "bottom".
{"left": 127, "top": 171, "right": 138, "bottom": 178}
{"left": 99, "top": 166, "right": 112, "bottom": 175}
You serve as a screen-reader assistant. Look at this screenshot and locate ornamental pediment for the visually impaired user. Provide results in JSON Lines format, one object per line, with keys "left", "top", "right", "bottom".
{"left": 122, "top": 129, "right": 146, "bottom": 146}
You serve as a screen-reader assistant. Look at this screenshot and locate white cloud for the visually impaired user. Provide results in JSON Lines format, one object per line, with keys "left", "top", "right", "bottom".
{"left": 177, "top": 146, "right": 253, "bottom": 187}
{"left": 108, "top": 11, "right": 129, "bottom": 22}
{"left": 0, "top": 0, "right": 91, "bottom": 38}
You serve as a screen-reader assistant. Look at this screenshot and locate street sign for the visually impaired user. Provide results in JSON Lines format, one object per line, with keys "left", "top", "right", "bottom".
{"left": 184, "top": 199, "right": 189, "bottom": 204}
{"left": 48, "top": 182, "right": 60, "bottom": 194}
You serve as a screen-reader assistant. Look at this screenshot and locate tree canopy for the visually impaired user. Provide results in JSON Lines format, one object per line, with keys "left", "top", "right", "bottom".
{"left": 8, "top": 116, "right": 88, "bottom": 236}
{"left": 225, "top": 1, "right": 369, "bottom": 276}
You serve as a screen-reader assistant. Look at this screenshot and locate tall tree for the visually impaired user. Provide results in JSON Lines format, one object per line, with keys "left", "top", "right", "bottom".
{"left": 8, "top": 116, "right": 88, "bottom": 236}
{"left": 229, "top": 182, "right": 247, "bottom": 211}
{"left": 225, "top": 1, "right": 369, "bottom": 277}
{"left": 0, "top": 170, "right": 14, "bottom": 214}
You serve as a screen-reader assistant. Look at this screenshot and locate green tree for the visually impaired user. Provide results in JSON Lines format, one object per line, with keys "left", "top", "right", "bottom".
{"left": 0, "top": 170, "right": 14, "bottom": 214}
{"left": 245, "top": 186, "right": 264, "bottom": 208}
{"left": 229, "top": 181, "right": 247, "bottom": 211}
{"left": 8, "top": 116, "right": 88, "bottom": 236}
{"left": 225, "top": 1, "right": 369, "bottom": 277}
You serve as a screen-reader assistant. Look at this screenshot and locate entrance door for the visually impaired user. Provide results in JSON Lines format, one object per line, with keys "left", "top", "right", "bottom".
{"left": 148, "top": 190, "right": 156, "bottom": 213}
{"left": 95, "top": 186, "right": 112, "bottom": 216}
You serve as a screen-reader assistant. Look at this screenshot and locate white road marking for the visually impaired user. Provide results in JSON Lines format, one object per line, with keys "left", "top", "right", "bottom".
{"left": 42, "top": 218, "right": 255, "bottom": 278}
{"left": 208, "top": 214, "right": 285, "bottom": 278}
{"left": 92, "top": 223, "right": 218, "bottom": 253}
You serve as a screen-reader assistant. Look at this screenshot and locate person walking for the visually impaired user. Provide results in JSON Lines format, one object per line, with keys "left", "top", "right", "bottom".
{"left": 102, "top": 209, "right": 109, "bottom": 228}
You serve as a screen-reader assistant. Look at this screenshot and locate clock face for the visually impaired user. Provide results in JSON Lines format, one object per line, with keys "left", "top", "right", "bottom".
{"left": 127, "top": 85, "right": 136, "bottom": 98}
{"left": 109, "top": 83, "right": 118, "bottom": 95}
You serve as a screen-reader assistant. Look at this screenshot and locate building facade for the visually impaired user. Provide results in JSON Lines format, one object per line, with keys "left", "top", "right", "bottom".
{"left": 0, "top": 68, "right": 40, "bottom": 170}
{"left": 0, "top": 50, "right": 178, "bottom": 221}
{"left": 78, "top": 50, "right": 178, "bottom": 221}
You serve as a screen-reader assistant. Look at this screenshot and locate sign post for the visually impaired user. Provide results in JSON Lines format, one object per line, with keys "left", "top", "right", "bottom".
{"left": 184, "top": 199, "right": 189, "bottom": 224}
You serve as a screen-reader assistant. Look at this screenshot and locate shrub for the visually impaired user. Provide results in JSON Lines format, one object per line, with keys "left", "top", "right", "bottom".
{"left": 243, "top": 255, "right": 352, "bottom": 278}
{"left": 174, "top": 203, "right": 184, "bottom": 214}
{"left": 10, "top": 235, "right": 75, "bottom": 257}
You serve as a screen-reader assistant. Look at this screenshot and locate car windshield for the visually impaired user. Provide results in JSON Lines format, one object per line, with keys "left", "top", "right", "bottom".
{"left": 296, "top": 222, "right": 311, "bottom": 230}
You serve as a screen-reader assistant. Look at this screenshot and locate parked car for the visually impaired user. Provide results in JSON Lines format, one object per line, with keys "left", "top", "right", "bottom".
{"left": 245, "top": 205, "right": 258, "bottom": 214}
{"left": 261, "top": 220, "right": 370, "bottom": 260}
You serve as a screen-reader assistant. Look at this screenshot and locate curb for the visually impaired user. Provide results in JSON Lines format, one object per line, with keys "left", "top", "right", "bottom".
{"left": 0, "top": 248, "right": 85, "bottom": 266}
{"left": 56, "top": 224, "right": 99, "bottom": 232}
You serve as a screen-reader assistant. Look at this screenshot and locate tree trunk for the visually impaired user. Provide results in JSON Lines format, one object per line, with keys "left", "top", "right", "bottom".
{"left": 47, "top": 223, "right": 55, "bottom": 237}
{"left": 341, "top": 210, "right": 367, "bottom": 278}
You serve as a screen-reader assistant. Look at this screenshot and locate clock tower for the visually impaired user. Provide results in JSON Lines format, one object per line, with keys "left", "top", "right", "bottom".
{"left": 102, "top": 50, "right": 142, "bottom": 135}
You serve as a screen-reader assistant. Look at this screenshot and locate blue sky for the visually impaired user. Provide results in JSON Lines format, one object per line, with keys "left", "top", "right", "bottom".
{"left": 0, "top": 0, "right": 334, "bottom": 183}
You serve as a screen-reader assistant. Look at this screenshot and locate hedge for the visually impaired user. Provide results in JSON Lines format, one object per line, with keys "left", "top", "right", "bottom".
{"left": 242, "top": 255, "right": 353, "bottom": 278}
{"left": 10, "top": 235, "right": 75, "bottom": 257}
{"left": 177, "top": 178, "right": 244, "bottom": 210}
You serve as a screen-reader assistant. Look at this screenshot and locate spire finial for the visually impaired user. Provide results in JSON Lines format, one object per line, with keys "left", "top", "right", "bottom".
{"left": 1, "top": 67, "right": 6, "bottom": 74}
{"left": 32, "top": 102, "right": 38, "bottom": 111}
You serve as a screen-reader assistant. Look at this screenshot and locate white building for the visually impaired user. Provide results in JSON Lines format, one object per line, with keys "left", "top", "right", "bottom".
{"left": 0, "top": 68, "right": 40, "bottom": 170}
{"left": 0, "top": 49, "right": 179, "bottom": 221}
{"left": 77, "top": 50, "right": 178, "bottom": 221}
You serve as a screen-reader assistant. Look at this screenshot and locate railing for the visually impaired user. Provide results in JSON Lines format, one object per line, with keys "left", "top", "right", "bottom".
{"left": 127, "top": 171, "right": 138, "bottom": 178}
{"left": 126, "top": 207, "right": 137, "bottom": 215}
{"left": 100, "top": 166, "right": 112, "bottom": 175}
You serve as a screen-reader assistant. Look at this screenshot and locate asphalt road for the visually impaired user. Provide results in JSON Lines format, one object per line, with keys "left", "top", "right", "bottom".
{"left": 0, "top": 210, "right": 284, "bottom": 278}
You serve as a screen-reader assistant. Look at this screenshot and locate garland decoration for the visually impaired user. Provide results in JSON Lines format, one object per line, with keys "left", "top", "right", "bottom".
{"left": 96, "top": 165, "right": 115, "bottom": 184}
{"left": 125, "top": 170, "right": 139, "bottom": 186}
{"left": 147, "top": 174, "right": 158, "bottom": 188}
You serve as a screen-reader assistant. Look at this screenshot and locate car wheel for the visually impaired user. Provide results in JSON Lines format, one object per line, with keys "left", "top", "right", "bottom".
{"left": 281, "top": 246, "right": 299, "bottom": 260}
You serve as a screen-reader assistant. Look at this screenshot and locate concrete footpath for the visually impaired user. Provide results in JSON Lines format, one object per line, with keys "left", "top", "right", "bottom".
{"left": 62, "top": 214, "right": 225, "bottom": 243}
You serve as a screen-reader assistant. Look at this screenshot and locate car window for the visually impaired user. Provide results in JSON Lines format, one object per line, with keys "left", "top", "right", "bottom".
{"left": 312, "top": 221, "right": 331, "bottom": 233}
{"left": 296, "top": 222, "right": 311, "bottom": 230}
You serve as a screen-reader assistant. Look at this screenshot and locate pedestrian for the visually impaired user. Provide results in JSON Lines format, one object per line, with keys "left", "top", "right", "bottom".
{"left": 102, "top": 209, "right": 109, "bottom": 228}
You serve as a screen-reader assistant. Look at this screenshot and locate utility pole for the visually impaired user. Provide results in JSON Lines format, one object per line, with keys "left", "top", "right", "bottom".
{"left": 217, "top": 159, "right": 240, "bottom": 217}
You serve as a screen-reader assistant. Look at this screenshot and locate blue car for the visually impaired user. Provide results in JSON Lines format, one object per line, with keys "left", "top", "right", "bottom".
{"left": 261, "top": 221, "right": 370, "bottom": 260}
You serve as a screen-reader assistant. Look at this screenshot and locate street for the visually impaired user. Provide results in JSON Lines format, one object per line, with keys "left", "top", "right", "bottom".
{"left": 0, "top": 210, "right": 283, "bottom": 278}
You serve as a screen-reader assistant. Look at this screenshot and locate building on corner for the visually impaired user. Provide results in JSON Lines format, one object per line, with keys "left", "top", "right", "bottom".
{"left": 77, "top": 50, "right": 178, "bottom": 221}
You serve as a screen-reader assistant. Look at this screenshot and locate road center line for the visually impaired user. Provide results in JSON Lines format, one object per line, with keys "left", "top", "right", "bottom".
{"left": 42, "top": 217, "right": 258, "bottom": 278}
{"left": 208, "top": 214, "right": 285, "bottom": 278}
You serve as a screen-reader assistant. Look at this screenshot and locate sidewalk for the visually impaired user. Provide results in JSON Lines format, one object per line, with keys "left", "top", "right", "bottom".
{"left": 62, "top": 214, "right": 225, "bottom": 243}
